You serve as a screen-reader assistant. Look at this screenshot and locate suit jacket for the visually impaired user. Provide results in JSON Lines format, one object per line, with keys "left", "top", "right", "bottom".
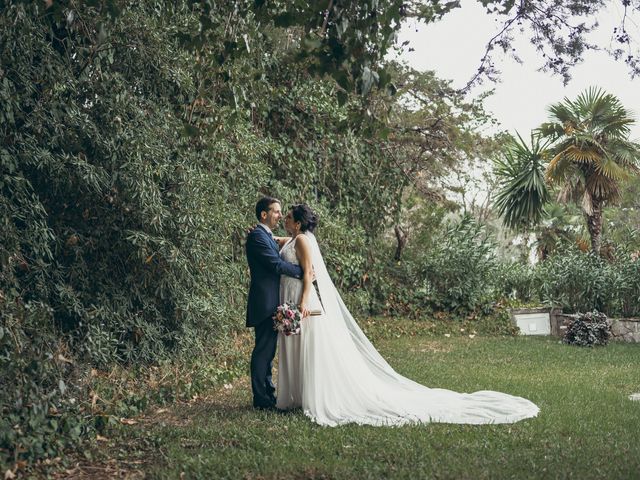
{"left": 245, "top": 225, "right": 303, "bottom": 327}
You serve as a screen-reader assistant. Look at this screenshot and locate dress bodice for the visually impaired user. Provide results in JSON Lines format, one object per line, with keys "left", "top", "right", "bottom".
{"left": 279, "top": 236, "right": 322, "bottom": 311}
{"left": 280, "top": 238, "right": 303, "bottom": 305}
{"left": 280, "top": 237, "right": 299, "bottom": 264}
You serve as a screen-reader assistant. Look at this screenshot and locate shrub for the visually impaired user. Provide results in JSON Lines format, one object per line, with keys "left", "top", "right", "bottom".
{"left": 494, "top": 262, "right": 541, "bottom": 303}
{"left": 418, "top": 216, "right": 498, "bottom": 312}
{"left": 0, "top": 2, "right": 260, "bottom": 468}
{"left": 533, "top": 247, "right": 640, "bottom": 317}
{"left": 536, "top": 247, "right": 615, "bottom": 314}
{"left": 612, "top": 253, "right": 640, "bottom": 317}
{"left": 563, "top": 311, "right": 611, "bottom": 347}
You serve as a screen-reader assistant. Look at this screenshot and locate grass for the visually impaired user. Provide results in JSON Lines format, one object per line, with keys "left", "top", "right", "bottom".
{"left": 64, "top": 326, "right": 640, "bottom": 479}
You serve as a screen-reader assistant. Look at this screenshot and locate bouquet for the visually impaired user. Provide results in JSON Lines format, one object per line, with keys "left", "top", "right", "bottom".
{"left": 273, "top": 302, "right": 302, "bottom": 336}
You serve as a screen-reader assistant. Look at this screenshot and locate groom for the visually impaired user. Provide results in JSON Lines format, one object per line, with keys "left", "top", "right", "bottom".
{"left": 246, "top": 196, "right": 303, "bottom": 410}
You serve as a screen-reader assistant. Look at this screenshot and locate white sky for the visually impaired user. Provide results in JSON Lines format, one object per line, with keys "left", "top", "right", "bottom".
{"left": 396, "top": 0, "right": 640, "bottom": 140}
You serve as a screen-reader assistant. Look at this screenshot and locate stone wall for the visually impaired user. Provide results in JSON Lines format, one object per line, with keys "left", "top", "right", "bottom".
{"left": 549, "top": 310, "right": 640, "bottom": 343}
{"left": 549, "top": 312, "right": 574, "bottom": 338}
{"left": 610, "top": 318, "right": 640, "bottom": 343}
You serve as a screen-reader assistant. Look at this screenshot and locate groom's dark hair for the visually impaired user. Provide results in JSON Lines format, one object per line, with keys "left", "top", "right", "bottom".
{"left": 255, "top": 196, "right": 280, "bottom": 220}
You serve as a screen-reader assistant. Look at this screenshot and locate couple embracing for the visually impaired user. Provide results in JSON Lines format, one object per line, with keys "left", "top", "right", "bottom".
{"left": 245, "top": 197, "right": 539, "bottom": 427}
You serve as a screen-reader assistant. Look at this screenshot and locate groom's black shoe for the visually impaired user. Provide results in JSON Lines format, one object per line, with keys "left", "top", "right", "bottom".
{"left": 253, "top": 403, "right": 277, "bottom": 412}
{"left": 253, "top": 392, "right": 277, "bottom": 410}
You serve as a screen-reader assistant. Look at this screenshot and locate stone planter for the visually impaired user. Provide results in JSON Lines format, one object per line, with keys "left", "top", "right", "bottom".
{"left": 549, "top": 311, "right": 575, "bottom": 337}
{"left": 549, "top": 310, "right": 640, "bottom": 343}
{"left": 510, "top": 307, "right": 559, "bottom": 335}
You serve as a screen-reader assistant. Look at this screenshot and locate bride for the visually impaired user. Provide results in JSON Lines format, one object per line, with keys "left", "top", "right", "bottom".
{"left": 275, "top": 204, "right": 539, "bottom": 426}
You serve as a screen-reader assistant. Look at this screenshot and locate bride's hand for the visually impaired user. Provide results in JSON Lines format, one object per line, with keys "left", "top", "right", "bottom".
{"left": 274, "top": 236, "right": 290, "bottom": 249}
{"left": 299, "top": 303, "right": 310, "bottom": 318}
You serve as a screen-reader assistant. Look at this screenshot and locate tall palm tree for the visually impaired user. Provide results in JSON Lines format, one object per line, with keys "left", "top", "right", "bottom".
{"left": 538, "top": 87, "right": 640, "bottom": 254}
{"left": 494, "top": 88, "right": 640, "bottom": 256}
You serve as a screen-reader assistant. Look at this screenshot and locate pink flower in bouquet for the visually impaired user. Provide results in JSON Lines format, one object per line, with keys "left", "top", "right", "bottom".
{"left": 273, "top": 302, "right": 302, "bottom": 336}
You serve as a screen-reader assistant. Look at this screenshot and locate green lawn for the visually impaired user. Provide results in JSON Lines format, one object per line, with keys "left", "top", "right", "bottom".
{"left": 80, "top": 334, "right": 640, "bottom": 479}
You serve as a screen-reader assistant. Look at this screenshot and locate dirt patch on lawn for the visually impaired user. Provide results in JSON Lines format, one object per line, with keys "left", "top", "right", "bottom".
{"left": 410, "top": 340, "right": 454, "bottom": 354}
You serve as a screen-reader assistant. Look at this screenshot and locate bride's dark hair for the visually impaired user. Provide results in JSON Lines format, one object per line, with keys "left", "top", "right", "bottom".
{"left": 290, "top": 204, "right": 318, "bottom": 233}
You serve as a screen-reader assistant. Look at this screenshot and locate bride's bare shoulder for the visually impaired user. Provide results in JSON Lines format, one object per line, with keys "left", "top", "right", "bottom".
{"left": 294, "top": 234, "right": 311, "bottom": 251}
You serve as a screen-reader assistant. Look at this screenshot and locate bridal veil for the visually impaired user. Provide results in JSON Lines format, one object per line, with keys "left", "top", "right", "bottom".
{"left": 300, "top": 232, "right": 539, "bottom": 426}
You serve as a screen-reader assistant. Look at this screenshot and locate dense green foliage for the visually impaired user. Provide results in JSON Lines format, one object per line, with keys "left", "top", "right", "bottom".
{"left": 0, "top": 0, "right": 492, "bottom": 468}
{"left": 535, "top": 247, "right": 640, "bottom": 317}
{"left": 3, "top": 0, "right": 640, "bottom": 473}
{"left": 418, "top": 216, "right": 498, "bottom": 312}
{"left": 1, "top": 1, "right": 260, "bottom": 466}
{"left": 492, "top": 247, "right": 640, "bottom": 318}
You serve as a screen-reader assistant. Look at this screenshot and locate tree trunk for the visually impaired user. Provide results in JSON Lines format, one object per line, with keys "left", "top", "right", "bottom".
{"left": 585, "top": 199, "right": 603, "bottom": 255}
{"left": 394, "top": 225, "right": 407, "bottom": 261}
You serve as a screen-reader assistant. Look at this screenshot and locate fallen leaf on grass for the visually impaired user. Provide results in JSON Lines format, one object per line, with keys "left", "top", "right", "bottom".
{"left": 120, "top": 418, "right": 138, "bottom": 425}
{"left": 91, "top": 392, "right": 100, "bottom": 411}
{"left": 57, "top": 354, "right": 74, "bottom": 364}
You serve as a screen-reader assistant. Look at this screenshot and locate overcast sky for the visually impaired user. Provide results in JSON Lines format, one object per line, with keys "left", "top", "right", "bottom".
{"left": 396, "top": 0, "right": 640, "bottom": 140}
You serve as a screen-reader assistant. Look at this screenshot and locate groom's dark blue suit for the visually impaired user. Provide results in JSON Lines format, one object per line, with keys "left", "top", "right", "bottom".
{"left": 246, "top": 224, "right": 302, "bottom": 408}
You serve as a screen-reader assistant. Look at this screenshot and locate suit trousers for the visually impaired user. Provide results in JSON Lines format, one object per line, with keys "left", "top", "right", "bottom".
{"left": 250, "top": 317, "right": 277, "bottom": 407}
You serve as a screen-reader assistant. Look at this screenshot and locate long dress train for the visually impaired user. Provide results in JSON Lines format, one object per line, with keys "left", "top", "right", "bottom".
{"left": 276, "top": 233, "right": 539, "bottom": 426}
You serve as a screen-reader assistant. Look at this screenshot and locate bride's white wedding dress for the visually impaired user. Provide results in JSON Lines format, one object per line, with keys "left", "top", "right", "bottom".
{"left": 276, "top": 233, "right": 539, "bottom": 426}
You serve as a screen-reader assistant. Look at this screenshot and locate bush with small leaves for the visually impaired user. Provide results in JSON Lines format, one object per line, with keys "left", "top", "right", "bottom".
{"left": 563, "top": 311, "right": 611, "bottom": 347}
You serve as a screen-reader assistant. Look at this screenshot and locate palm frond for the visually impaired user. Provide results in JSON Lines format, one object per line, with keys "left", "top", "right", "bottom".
{"left": 585, "top": 173, "right": 620, "bottom": 202}
{"left": 608, "top": 139, "right": 640, "bottom": 168}
{"left": 537, "top": 122, "right": 565, "bottom": 140}
{"left": 594, "top": 155, "right": 628, "bottom": 181}
{"left": 493, "top": 133, "right": 550, "bottom": 230}
{"left": 601, "top": 118, "right": 633, "bottom": 137}
{"left": 564, "top": 145, "right": 602, "bottom": 164}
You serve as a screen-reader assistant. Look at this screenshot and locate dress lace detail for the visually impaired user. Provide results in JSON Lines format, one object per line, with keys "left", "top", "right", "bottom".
{"left": 279, "top": 238, "right": 303, "bottom": 305}
{"left": 276, "top": 237, "right": 320, "bottom": 409}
